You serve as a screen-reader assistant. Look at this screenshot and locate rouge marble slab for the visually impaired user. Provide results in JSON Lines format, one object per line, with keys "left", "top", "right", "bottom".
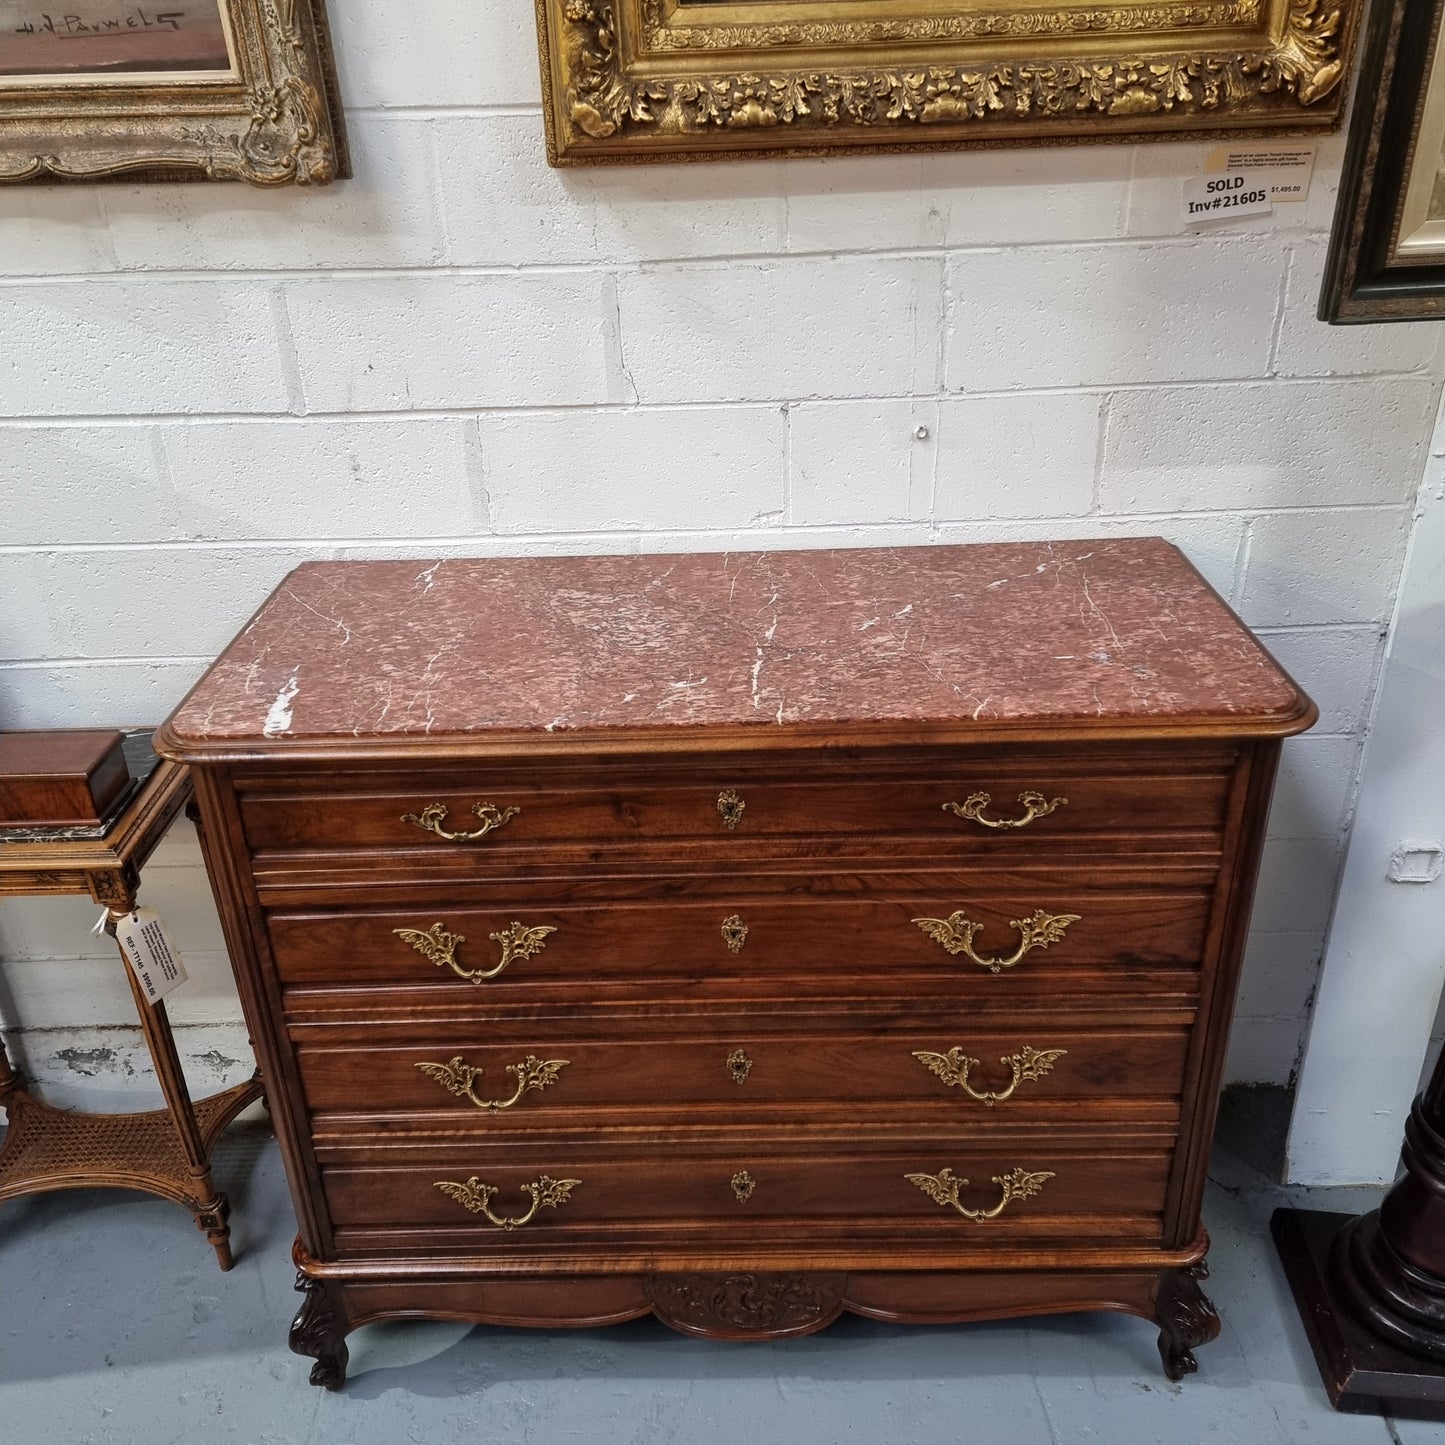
{"left": 156, "top": 540, "right": 1312, "bottom": 760}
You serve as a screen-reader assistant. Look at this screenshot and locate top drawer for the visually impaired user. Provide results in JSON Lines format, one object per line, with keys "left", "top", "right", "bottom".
{"left": 235, "top": 745, "right": 1236, "bottom": 861}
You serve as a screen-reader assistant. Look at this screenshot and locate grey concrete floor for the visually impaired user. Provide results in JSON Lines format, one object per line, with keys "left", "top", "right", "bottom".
{"left": 0, "top": 1100, "right": 1434, "bottom": 1445}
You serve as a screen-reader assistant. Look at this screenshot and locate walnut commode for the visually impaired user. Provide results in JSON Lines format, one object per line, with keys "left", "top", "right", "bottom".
{"left": 155, "top": 539, "right": 1313, "bottom": 1388}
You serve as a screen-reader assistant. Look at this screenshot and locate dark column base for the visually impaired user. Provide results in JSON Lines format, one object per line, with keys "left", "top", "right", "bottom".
{"left": 1272, "top": 1207, "right": 1445, "bottom": 1422}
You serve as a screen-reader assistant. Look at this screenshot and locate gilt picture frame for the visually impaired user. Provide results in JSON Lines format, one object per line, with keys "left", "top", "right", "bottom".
{"left": 534, "top": 0, "right": 1362, "bottom": 166}
{"left": 0, "top": 0, "right": 347, "bottom": 185}
{"left": 1320, "top": 0, "right": 1445, "bottom": 320}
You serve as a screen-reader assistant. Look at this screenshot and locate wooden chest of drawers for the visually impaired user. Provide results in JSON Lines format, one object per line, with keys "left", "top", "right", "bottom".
{"left": 156, "top": 539, "right": 1313, "bottom": 1388}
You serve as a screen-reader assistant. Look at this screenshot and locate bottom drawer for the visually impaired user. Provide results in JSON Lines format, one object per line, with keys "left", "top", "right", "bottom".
{"left": 318, "top": 1137, "right": 1172, "bottom": 1251}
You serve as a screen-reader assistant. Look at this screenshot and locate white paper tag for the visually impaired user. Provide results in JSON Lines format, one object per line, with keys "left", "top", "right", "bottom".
{"left": 1182, "top": 171, "right": 1273, "bottom": 225}
{"left": 1205, "top": 143, "right": 1317, "bottom": 202}
{"left": 114, "top": 906, "right": 188, "bottom": 1005}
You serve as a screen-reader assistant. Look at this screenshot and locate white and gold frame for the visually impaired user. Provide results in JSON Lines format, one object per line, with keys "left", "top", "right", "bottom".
{"left": 0, "top": 0, "right": 346, "bottom": 185}
{"left": 534, "top": 0, "right": 1362, "bottom": 165}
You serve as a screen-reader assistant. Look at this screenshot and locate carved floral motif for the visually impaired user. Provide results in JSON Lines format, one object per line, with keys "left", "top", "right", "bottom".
{"left": 0, "top": 0, "right": 340, "bottom": 186}
{"left": 561, "top": 0, "right": 1346, "bottom": 146}
{"left": 647, "top": 1272, "right": 847, "bottom": 1335}
{"left": 641, "top": 0, "right": 1263, "bottom": 51}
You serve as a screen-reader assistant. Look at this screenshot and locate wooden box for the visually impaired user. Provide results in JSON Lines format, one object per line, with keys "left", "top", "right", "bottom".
{"left": 0, "top": 730, "right": 130, "bottom": 828}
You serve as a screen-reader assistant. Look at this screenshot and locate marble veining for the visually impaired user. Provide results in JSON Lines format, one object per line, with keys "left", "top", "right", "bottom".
{"left": 160, "top": 540, "right": 1309, "bottom": 750}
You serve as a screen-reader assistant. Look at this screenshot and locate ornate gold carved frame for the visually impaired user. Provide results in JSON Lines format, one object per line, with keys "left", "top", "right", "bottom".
{"left": 534, "top": 0, "right": 1360, "bottom": 165}
{"left": 1, "top": 0, "right": 347, "bottom": 185}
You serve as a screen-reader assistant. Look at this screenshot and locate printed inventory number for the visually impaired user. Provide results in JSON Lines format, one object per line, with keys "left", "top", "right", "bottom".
{"left": 1181, "top": 171, "right": 1272, "bottom": 224}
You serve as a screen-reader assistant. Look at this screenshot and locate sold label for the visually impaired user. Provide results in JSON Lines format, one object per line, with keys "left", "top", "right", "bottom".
{"left": 1181, "top": 171, "right": 1273, "bottom": 224}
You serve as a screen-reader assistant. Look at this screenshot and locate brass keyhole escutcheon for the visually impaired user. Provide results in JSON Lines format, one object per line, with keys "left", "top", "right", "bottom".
{"left": 727, "top": 1048, "right": 752, "bottom": 1084}
{"left": 731, "top": 1170, "right": 756, "bottom": 1204}
{"left": 717, "top": 789, "right": 745, "bottom": 831}
{"left": 721, "top": 914, "right": 749, "bottom": 953}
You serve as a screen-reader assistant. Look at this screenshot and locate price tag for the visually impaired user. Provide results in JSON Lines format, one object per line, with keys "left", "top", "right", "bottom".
{"left": 1182, "top": 172, "right": 1273, "bottom": 225}
{"left": 1204, "top": 143, "right": 1317, "bottom": 203}
{"left": 114, "top": 906, "right": 188, "bottom": 1005}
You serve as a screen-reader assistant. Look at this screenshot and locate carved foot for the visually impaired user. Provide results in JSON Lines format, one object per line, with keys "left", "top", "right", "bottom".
{"left": 290, "top": 1271, "right": 350, "bottom": 1390}
{"left": 195, "top": 1195, "right": 234, "bottom": 1272}
{"left": 1154, "top": 1261, "right": 1221, "bottom": 1381}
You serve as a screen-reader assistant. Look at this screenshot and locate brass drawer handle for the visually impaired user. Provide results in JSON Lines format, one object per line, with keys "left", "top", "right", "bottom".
{"left": 416, "top": 1054, "right": 570, "bottom": 1111}
{"left": 434, "top": 1174, "right": 580, "bottom": 1230}
{"left": 906, "top": 1166, "right": 1055, "bottom": 1221}
{"left": 731, "top": 1170, "right": 756, "bottom": 1204}
{"left": 912, "top": 907, "right": 1080, "bottom": 973}
{"left": 393, "top": 920, "right": 557, "bottom": 983}
{"left": 943, "top": 791, "right": 1066, "bottom": 830}
{"left": 912, "top": 1045, "right": 1066, "bottom": 1105}
{"left": 721, "top": 914, "right": 748, "bottom": 953}
{"left": 727, "top": 1048, "right": 752, "bottom": 1083}
{"left": 717, "top": 788, "right": 745, "bottom": 831}
{"left": 401, "top": 801, "right": 520, "bottom": 842}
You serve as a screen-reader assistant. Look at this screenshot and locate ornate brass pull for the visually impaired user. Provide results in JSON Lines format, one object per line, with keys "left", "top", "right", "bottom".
{"left": 906, "top": 1166, "right": 1054, "bottom": 1221}
{"left": 912, "top": 1045, "right": 1066, "bottom": 1105}
{"left": 721, "top": 914, "right": 748, "bottom": 953}
{"left": 393, "top": 920, "right": 556, "bottom": 983}
{"left": 401, "top": 801, "right": 520, "bottom": 842}
{"left": 416, "top": 1054, "right": 570, "bottom": 1111}
{"left": 731, "top": 1170, "right": 756, "bottom": 1203}
{"left": 727, "top": 1048, "right": 752, "bottom": 1083}
{"left": 943, "top": 791, "right": 1066, "bottom": 830}
{"left": 911, "top": 907, "right": 1080, "bottom": 973}
{"left": 433, "top": 1174, "right": 580, "bottom": 1230}
{"left": 717, "top": 788, "right": 745, "bottom": 831}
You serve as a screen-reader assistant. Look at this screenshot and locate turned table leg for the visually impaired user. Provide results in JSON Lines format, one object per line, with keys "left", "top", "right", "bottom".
{"left": 108, "top": 904, "right": 236, "bottom": 1271}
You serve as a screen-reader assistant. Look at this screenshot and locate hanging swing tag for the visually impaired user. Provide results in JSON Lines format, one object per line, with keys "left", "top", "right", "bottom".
{"left": 114, "top": 906, "right": 189, "bottom": 1005}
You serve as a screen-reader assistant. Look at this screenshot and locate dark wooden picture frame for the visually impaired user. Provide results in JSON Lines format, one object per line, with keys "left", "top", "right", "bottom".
{"left": 1321, "top": 0, "right": 1445, "bottom": 320}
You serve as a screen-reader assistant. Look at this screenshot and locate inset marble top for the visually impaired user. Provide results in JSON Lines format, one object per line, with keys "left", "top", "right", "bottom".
{"left": 157, "top": 539, "right": 1313, "bottom": 758}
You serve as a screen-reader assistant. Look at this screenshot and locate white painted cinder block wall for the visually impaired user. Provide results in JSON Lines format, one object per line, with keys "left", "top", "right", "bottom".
{"left": 1, "top": 1, "right": 1441, "bottom": 1150}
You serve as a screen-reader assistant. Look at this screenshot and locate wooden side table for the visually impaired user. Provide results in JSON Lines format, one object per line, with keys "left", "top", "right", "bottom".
{"left": 0, "top": 735, "right": 263, "bottom": 1270}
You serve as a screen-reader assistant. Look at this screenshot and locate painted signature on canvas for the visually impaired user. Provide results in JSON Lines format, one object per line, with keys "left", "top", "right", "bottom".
{"left": 0, "top": 2, "right": 231, "bottom": 76}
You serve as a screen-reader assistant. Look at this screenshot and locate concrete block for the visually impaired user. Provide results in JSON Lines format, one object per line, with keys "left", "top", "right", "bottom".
{"left": 642, "top": 525, "right": 935, "bottom": 556}
{"left": 1100, "top": 379, "right": 1436, "bottom": 512}
{"left": 1275, "top": 237, "right": 1443, "bottom": 378}
{"left": 50, "top": 546, "right": 321, "bottom": 659}
{"left": 483, "top": 406, "right": 785, "bottom": 532}
{"left": 164, "top": 418, "right": 476, "bottom": 539}
{"left": 0, "top": 426, "right": 180, "bottom": 545}
{"left": 287, "top": 273, "right": 612, "bottom": 411}
{"left": 438, "top": 115, "right": 599, "bottom": 267}
{"left": 924, "top": 145, "right": 1130, "bottom": 247}
{"left": 934, "top": 392, "right": 1100, "bottom": 520}
{"left": 1266, "top": 735, "right": 1360, "bottom": 840}
{"left": 103, "top": 117, "right": 444, "bottom": 272}
{"left": 944, "top": 239, "right": 1282, "bottom": 391}
{"left": 789, "top": 400, "right": 935, "bottom": 526}
{"left": 589, "top": 161, "right": 788, "bottom": 263}
{"left": 1235, "top": 930, "right": 1324, "bottom": 1024}
{"left": 0, "top": 186, "right": 115, "bottom": 276}
{"left": 0, "top": 660, "right": 208, "bottom": 729}
{"left": 1238, "top": 508, "right": 1411, "bottom": 626}
{"left": 784, "top": 155, "right": 932, "bottom": 254}
{"left": 1255, "top": 627, "right": 1383, "bottom": 735}
{"left": 1250, "top": 835, "right": 1344, "bottom": 934}
{"left": 617, "top": 257, "right": 942, "bottom": 404}
{"left": 0, "top": 553, "right": 67, "bottom": 658}
{"left": 1224, "top": 1015, "right": 1305, "bottom": 1086}
{"left": 330, "top": 0, "right": 540, "bottom": 108}
{"left": 0, "top": 281, "right": 291, "bottom": 417}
